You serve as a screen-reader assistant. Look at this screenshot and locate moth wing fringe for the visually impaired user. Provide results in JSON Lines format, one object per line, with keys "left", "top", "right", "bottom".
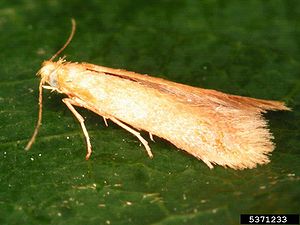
{"left": 187, "top": 108, "right": 276, "bottom": 169}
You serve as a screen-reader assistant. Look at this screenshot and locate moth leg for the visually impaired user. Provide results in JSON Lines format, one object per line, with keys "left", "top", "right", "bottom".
{"left": 110, "top": 117, "right": 153, "bottom": 158}
{"left": 42, "top": 85, "right": 56, "bottom": 90}
{"left": 42, "top": 85, "right": 62, "bottom": 93}
{"left": 62, "top": 98, "right": 92, "bottom": 160}
{"left": 103, "top": 117, "right": 109, "bottom": 127}
{"left": 149, "top": 133, "right": 155, "bottom": 142}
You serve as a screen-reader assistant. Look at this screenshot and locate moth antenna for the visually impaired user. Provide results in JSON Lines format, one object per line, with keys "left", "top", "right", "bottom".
{"left": 49, "top": 18, "right": 76, "bottom": 61}
{"left": 25, "top": 78, "right": 45, "bottom": 150}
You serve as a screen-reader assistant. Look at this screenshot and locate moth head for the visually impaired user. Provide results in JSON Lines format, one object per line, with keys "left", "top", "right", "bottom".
{"left": 38, "top": 60, "right": 65, "bottom": 88}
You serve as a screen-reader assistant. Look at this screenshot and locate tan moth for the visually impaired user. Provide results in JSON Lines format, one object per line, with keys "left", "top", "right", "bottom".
{"left": 26, "top": 20, "right": 290, "bottom": 169}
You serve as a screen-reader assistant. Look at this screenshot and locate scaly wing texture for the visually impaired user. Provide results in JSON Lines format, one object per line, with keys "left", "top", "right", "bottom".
{"left": 82, "top": 63, "right": 289, "bottom": 112}
{"left": 186, "top": 105, "right": 277, "bottom": 169}
{"left": 80, "top": 63, "right": 290, "bottom": 169}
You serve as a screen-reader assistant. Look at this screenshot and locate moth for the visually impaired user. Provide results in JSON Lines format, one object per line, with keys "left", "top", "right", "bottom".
{"left": 26, "top": 20, "right": 290, "bottom": 169}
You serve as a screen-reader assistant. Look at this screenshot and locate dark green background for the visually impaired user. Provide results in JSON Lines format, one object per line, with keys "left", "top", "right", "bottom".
{"left": 0, "top": 0, "right": 299, "bottom": 224}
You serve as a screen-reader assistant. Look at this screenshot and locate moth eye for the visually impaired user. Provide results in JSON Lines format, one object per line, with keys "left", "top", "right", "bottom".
{"left": 49, "top": 72, "right": 58, "bottom": 87}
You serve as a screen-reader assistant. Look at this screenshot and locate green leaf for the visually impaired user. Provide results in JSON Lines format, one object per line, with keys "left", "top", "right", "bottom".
{"left": 0, "top": 1, "right": 299, "bottom": 224}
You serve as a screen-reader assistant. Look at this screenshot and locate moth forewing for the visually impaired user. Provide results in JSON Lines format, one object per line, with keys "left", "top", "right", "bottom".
{"left": 26, "top": 19, "right": 290, "bottom": 169}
